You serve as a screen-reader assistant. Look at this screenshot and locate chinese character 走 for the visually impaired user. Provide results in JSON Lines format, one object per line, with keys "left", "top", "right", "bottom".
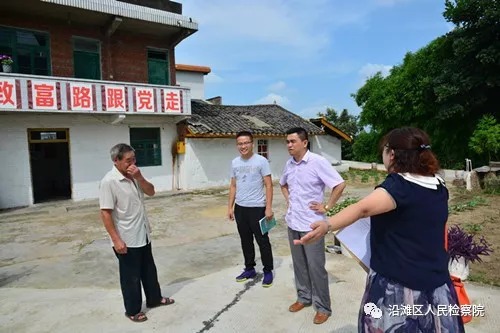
{"left": 165, "top": 91, "right": 180, "bottom": 112}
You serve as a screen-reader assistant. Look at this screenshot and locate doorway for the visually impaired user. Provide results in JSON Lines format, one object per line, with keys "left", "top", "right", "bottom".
{"left": 28, "top": 129, "right": 71, "bottom": 203}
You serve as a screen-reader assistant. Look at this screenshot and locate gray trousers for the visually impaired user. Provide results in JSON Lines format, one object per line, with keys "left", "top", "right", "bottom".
{"left": 288, "top": 227, "right": 331, "bottom": 315}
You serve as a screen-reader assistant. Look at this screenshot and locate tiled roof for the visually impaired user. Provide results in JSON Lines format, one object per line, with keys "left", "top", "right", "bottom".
{"left": 185, "top": 100, "right": 323, "bottom": 136}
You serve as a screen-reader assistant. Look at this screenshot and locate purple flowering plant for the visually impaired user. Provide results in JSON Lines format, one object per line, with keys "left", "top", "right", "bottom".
{"left": 447, "top": 224, "right": 493, "bottom": 264}
{"left": 1, "top": 55, "right": 13, "bottom": 65}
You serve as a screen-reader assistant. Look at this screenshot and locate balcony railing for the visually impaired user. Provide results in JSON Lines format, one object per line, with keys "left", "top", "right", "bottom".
{"left": 0, "top": 72, "right": 191, "bottom": 115}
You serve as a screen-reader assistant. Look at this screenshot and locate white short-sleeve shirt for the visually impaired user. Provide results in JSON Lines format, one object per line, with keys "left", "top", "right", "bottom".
{"left": 99, "top": 166, "right": 151, "bottom": 248}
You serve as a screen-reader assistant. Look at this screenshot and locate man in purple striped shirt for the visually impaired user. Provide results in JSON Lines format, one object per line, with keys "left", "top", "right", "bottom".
{"left": 280, "top": 127, "right": 346, "bottom": 325}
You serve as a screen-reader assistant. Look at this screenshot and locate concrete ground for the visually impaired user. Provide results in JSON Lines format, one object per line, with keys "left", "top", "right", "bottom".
{"left": 0, "top": 184, "right": 498, "bottom": 333}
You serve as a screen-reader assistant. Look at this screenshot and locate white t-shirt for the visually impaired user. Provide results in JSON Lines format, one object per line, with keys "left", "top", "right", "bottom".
{"left": 231, "top": 153, "right": 271, "bottom": 207}
{"left": 99, "top": 166, "right": 151, "bottom": 248}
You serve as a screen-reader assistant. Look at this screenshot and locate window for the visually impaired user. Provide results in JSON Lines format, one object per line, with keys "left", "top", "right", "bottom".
{"left": 0, "top": 26, "right": 50, "bottom": 75}
{"left": 257, "top": 139, "right": 269, "bottom": 159}
{"left": 73, "top": 37, "right": 101, "bottom": 80}
{"left": 147, "top": 49, "right": 169, "bottom": 85}
{"left": 130, "top": 128, "right": 162, "bottom": 166}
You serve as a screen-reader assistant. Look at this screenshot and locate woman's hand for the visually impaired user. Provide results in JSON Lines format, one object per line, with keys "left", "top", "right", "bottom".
{"left": 293, "top": 221, "right": 329, "bottom": 245}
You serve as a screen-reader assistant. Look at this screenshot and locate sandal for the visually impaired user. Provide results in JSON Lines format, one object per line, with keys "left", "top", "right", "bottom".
{"left": 147, "top": 297, "right": 175, "bottom": 308}
{"left": 125, "top": 312, "right": 148, "bottom": 322}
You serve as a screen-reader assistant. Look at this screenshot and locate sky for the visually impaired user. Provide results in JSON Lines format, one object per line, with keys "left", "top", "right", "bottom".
{"left": 175, "top": 0, "right": 453, "bottom": 119}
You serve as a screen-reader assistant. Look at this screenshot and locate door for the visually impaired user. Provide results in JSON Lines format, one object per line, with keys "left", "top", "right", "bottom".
{"left": 28, "top": 129, "right": 72, "bottom": 203}
{"left": 74, "top": 51, "right": 100, "bottom": 79}
{"left": 147, "top": 49, "right": 169, "bottom": 85}
{"left": 73, "top": 37, "right": 101, "bottom": 80}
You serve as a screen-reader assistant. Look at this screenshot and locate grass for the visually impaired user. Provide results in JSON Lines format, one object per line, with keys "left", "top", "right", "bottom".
{"left": 448, "top": 196, "right": 488, "bottom": 214}
{"left": 340, "top": 169, "right": 386, "bottom": 185}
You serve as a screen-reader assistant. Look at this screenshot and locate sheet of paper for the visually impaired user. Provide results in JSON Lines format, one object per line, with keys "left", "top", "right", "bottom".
{"left": 335, "top": 217, "right": 371, "bottom": 272}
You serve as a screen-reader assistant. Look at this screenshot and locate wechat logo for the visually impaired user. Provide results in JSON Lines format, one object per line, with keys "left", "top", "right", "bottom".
{"left": 364, "top": 302, "right": 382, "bottom": 319}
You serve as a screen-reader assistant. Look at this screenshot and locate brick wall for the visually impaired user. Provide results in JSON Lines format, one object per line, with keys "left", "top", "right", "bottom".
{"left": 1, "top": 13, "right": 177, "bottom": 84}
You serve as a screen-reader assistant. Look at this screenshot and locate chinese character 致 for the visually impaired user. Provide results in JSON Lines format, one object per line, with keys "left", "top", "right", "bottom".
{"left": 0, "top": 80, "right": 15, "bottom": 107}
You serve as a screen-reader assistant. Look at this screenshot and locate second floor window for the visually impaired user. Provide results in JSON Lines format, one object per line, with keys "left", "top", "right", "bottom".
{"left": 0, "top": 27, "right": 50, "bottom": 75}
{"left": 147, "top": 49, "right": 169, "bottom": 85}
{"left": 73, "top": 37, "right": 101, "bottom": 80}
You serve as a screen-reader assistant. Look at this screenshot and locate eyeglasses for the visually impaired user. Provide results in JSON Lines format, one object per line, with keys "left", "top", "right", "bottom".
{"left": 237, "top": 141, "right": 253, "bottom": 147}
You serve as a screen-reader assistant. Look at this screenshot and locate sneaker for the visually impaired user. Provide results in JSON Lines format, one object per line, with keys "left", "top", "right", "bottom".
{"left": 235, "top": 268, "right": 256, "bottom": 282}
{"left": 262, "top": 271, "right": 273, "bottom": 287}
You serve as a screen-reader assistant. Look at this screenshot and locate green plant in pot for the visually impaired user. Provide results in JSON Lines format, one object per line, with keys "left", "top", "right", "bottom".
{"left": 1, "top": 55, "right": 13, "bottom": 72}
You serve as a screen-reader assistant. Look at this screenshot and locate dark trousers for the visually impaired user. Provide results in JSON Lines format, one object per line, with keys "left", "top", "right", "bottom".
{"left": 113, "top": 242, "right": 163, "bottom": 316}
{"left": 234, "top": 204, "right": 274, "bottom": 272}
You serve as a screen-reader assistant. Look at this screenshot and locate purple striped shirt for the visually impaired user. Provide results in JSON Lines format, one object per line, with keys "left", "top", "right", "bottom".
{"left": 280, "top": 151, "right": 344, "bottom": 231}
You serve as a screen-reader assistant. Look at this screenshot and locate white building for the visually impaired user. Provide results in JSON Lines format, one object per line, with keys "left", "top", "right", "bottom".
{"left": 175, "top": 64, "right": 211, "bottom": 100}
{"left": 0, "top": 0, "right": 198, "bottom": 209}
{"left": 175, "top": 100, "right": 351, "bottom": 190}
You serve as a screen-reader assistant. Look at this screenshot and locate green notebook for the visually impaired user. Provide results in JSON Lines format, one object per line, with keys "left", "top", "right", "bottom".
{"left": 259, "top": 216, "right": 277, "bottom": 235}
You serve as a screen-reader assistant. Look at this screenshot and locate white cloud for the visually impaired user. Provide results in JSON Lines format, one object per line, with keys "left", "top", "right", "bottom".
{"left": 204, "top": 72, "right": 223, "bottom": 83}
{"left": 372, "top": 0, "right": 411, "bottom": 7}
{"left": 254, "top": 93, "right": 290, "bottom": 106}
{"left": 358, "top": 63, "right": 393, "bottom": 80}
{"left": 268, "top": 81, "right": 286, "bottom": 92}
{"left": 298, "top": 105, "right": 331, "bottom": 119}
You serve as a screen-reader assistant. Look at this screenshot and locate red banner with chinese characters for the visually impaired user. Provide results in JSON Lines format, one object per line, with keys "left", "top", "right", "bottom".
{"left": 0, "top": 76, "right": 188, "bottom": 115}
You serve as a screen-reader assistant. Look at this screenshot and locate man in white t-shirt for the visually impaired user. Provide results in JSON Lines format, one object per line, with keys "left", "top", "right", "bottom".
{"left": 99, "top": 143, "right": 174, "bottom": 323}
{"left": 227, "top": 131, "right": 275, "bottom": 287}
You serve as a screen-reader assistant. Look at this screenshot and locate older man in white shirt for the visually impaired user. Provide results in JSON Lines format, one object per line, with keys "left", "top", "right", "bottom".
{"left": 99, "top": 143, "right": 174, "bottom": 323}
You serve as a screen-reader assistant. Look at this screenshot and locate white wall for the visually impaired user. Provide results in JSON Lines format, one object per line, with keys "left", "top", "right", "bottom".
{"left": 176, "top": 71, "right": 205, "bottom": 100}
{"left": 0, "top": 120, "right": 32, "bottom": 208}
{"left": 311, "top": 134, "right": 342, "bottom": 164}
{"left": 0, "top": 113, "right": 178, "bottom": 209}
{"left": 180, "top": 138, "right": 233, "bottom": 189}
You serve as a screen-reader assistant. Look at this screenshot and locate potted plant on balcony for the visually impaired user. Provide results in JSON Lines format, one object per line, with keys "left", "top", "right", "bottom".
{"left": 1, "top": 55, "right": 14, "bottom": 73}
{"left": 447, "top": 224, "right": 493, "bottom": 280}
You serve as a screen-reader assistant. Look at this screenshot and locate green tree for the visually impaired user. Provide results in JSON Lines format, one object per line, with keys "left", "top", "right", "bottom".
{"left": 469, "top": 114, "right": 500, "bottom": 162}
{"left": 318, "top": 107, "right": 360, "bottom": 160}
{"left": 352, "top": 130, "right": 382, "bottom": 163}
{"left": 353, "top": 0, "right": 500, "bottom": 168}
